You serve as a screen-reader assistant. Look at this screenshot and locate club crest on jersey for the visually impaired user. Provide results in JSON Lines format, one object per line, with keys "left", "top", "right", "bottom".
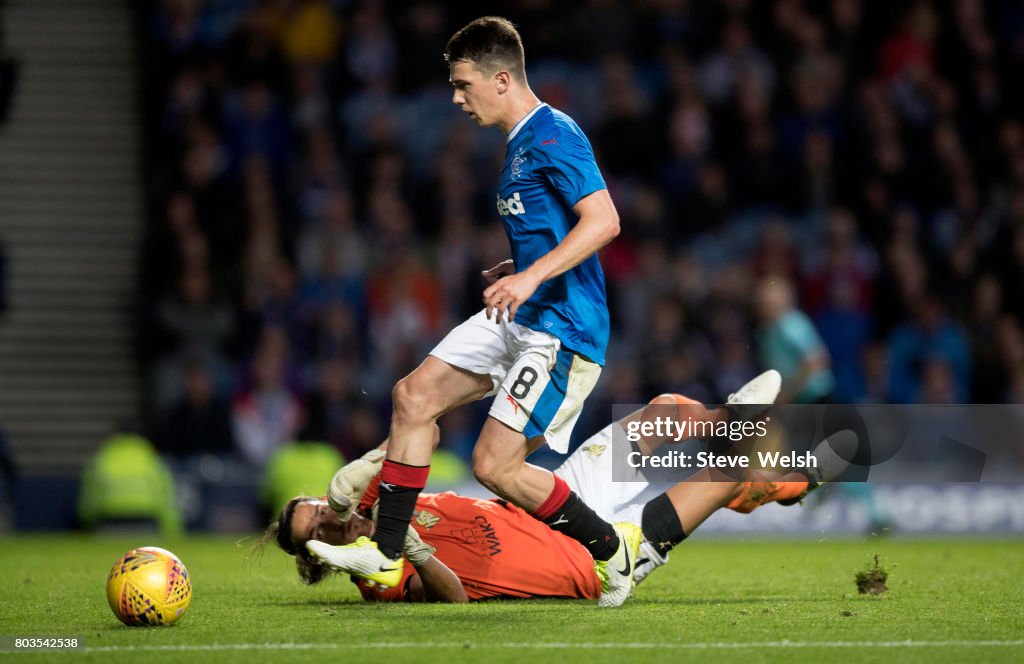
{"left": 510, "top": 146, "right": 526, "bottom": 179}
{"left": 497, "top": 192, "right": 525, "bottom": 216}
{"left": 414, "top": 509, "right": 441, "bottom": 530}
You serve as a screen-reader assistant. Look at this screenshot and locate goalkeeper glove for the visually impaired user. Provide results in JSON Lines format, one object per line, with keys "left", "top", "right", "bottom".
{"left": 400, "top": 524, "right": 436, "bottom": 568}
{"left": 327, "top": 448, "right": 386, "bottom": 520}
{"left": 371, "top": 501, "right": 436, "bottom": 568}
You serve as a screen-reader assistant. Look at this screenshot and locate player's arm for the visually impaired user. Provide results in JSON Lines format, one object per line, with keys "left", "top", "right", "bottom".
{"left": 526, "top": 189, "right": 620, "bottom": 283}
{"left": 404, "top": 556, "right": 468, "bottom": 603}
{"left": 484, "top": 189, "right": 619, "bottom": 322}
{"left": 401, "top": 525, "right": 468, "bottom": 602}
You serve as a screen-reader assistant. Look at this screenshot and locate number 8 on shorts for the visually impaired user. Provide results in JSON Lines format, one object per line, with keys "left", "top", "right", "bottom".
{"left": 490, "top": 345, "right": 601, "bottom": 454}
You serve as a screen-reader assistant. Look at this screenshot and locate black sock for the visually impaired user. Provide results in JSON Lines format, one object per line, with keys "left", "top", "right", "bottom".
{"left": 542, "top": 491, "right": 620, "bottom": 561}
{"left": 373, "top": 484, "right": 420, "bottom": 559}
{"left": 641, "top": 493, "right": 687, "bottom": 556}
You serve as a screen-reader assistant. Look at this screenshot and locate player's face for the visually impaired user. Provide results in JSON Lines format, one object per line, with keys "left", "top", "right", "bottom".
{"left": 450, "top": 60, "right": 500, "bottom": 127}
{"left": 289, "top": 500, "right": 372, "bottom": 551}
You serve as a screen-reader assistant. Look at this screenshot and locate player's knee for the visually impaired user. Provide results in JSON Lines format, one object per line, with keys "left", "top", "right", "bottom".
{"left": 653, "top": 393, "right": 702, "bottom": 407}
{"left": 471, "top": 456, "right": 497, "bottom": 490}
{"left": 471, "top": 453, "right": 512, "bottom": 494}
{"left": 649, "top": 394, "right": 679, "bottom": 407}
{"left": 391, "top": 375, "right": 437, "bottom": 425}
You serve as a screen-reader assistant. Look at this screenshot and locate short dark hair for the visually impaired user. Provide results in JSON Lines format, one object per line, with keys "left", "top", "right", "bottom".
{"left": 445, "top": 16, "right": 526, "bottom": 82}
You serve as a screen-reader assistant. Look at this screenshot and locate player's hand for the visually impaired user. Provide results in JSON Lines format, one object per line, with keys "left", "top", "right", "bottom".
{"left": 369, "top": 501, "right": 436, "bottom": 568}
{"left": 483, "top": 270, "right": 541, "bottom": 323}
{"left": 327, "top": 449, "right": 386, "bottom": 520}
{"left": 402, "top": 526, "right": 436, "bottom": 568}
{"left": 482, "top": 259, "right": 515, "bottom": 284}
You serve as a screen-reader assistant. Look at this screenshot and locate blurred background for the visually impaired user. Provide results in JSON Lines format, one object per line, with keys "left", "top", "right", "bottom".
{"left": 0, "top": 0, "right": 1023, "bottom": 535}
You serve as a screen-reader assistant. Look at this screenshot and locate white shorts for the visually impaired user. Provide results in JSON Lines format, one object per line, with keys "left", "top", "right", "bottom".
{"left": 429, "top": 309, "right": 601, "bottom": 453}
{"left": 554, "top": 423, "right": 674, "bottom": 524}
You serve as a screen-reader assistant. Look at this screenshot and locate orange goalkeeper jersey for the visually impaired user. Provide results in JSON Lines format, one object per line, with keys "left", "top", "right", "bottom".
{"left": 356, "top": 480, "right": 601, "bottom": 602}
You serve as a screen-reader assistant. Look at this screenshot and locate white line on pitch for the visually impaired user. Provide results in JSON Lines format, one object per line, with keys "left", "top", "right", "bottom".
{"left": 13, "top": 639, "right": 1015, "bottom": 654}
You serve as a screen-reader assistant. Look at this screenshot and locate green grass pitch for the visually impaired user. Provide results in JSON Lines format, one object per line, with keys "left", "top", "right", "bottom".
{"left": 1, "top": 535, "right": 1022, "bottom": 663}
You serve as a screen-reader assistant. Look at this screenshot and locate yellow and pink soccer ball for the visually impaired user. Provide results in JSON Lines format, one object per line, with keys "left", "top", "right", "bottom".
{"left": 106, "top": 547, "right": 192, "bottom": 626}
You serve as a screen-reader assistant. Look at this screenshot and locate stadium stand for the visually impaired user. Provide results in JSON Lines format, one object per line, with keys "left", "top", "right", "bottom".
{"left": 138, "top": 0, "right": 1024, "bottom": 475}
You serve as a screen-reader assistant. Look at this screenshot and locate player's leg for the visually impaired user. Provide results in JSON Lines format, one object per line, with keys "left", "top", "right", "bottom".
{"left": 474, "top": 398, "right": 625, "bottom": 563}
{"left": 604, "top": 386, "right": 772, "bottom": 566}
{"left": 471, "top": 420, "right": 554, "bottom": 507}
{"left": 310, "top": 311, "right": 512, "bottom": 584}
{"left": 370, "top": 307, "right": 528, "bottom": 564}
{"left": 556, "top": 374, "right": 780, "bottom": 584}
{"left": 722, "top": 471, "right": 811, "bottom": 513}
{"left": 473, "top": 420, "right": 641, "bottom": 608}
{"left": 620, "top": 370, "right": 782, "bottom": 457}
{"left": 553, "top": 407, "right": 782, "bottom": 580}
{"left": 551, "top": 374, "right": 778, "bottom": 518}
{"left": 372, "top": 356, "right": 491, "bottom": 560}
{"left": 729, "top": 429, "right": 860, "bottom": 511}
{"left": 326, "top": 425, "right": 443, "bottom": 521}
{"left": 389, "top": 357, "right": 493, "bottom": 465}
{"left": 476, "top": 341, "right": 642, "bottom": 607}
{"left": 632, "top": 429, "right": 858, "bottom": 583}
{"left": 621, "top": 396, "right": 727, "bottom": 456}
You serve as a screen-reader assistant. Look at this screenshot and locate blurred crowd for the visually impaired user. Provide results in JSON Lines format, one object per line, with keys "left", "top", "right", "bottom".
{"left": 138, "top": 0, "right": 1024, "bottom": 469}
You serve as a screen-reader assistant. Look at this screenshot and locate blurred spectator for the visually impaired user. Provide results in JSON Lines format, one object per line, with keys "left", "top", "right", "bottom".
{"left": 224, "top": 80, "right": 291, "bottom": 176}
{"left": 996, "top": 316, "right": 1024, "bottom": 403}
{"left": 815, "top": 278, "right": 870, "bottom": 403}
{"left": 299, "top": 358, "right": 363, "bottom": 458}
{"left": 860, "top": 343, "right": 890, "bottom": 403}
{"left": 755, "top": 277, "right": 835, "bottom": 404}
{"left": 640, "top": 293, "right": 715, "bottom": 399}
{"left": 257, "top": 257, "right": 311, "bottom": 359}
{"left": 597, "top": 56, "right": 660, "bottom": 180}
{"left": 159, "top": 360, "right": 237, "bottom": 459}
{"left": 699, "top": 19, "right": 776, "bottom": 107}
{"left": 888, "top": 293, "right": 971, "bottom": 403}
{"left": 344, "top": 2, "right": 397, "bottom": 88}
{"left": 968, "top": 274, "right": 1006, "bottom": 402}
{"left": 232, "top": 328, "right": 305, "bottom": 467}
{"left": 367, "top": 249, "right": 443, "bottom": 380}
{"left": 156, "top": 263, "right": 234, "bottom": 356}
{"left": 751, "top": 219, "right": 800, "bottom": 284}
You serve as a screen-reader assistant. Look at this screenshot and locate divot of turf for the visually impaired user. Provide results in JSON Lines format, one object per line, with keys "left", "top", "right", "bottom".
{"left": 856, "top": 554, "right": 891, "bottom": 595}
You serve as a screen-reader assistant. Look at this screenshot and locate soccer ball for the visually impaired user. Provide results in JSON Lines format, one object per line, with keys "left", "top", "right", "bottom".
{"left": 106, "top": 546, "right": 192, "bottom": 626}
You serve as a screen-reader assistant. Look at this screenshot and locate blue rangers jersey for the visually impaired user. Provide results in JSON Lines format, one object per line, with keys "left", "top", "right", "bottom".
{"left": 497, "top": 103, "right": 610, "bottom": 366}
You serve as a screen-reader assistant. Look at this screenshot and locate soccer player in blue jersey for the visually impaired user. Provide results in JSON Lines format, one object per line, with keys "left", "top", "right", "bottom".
{"left": 323, "top": 16, "right": 641, "bottom": 607}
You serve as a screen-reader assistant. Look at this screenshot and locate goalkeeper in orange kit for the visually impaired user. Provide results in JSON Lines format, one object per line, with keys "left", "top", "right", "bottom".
{"left": 264, "top": 371, "right": 851, "bottom": 602}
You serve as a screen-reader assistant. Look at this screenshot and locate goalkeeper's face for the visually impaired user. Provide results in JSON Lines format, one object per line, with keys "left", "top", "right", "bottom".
{"left": 289, "top": 499, "right": 372, "bottom": 551}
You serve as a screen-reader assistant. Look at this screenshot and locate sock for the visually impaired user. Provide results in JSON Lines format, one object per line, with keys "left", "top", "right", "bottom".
{"left": 726, "top": 480, "right": 809, "bottom": 513}
{"left": 372, "top": 460, "right": 429, "bottom": 559}
{"left": 640, "top": 493, "right": 687, "bottom": 556}
{"left": 531, "top": 475, "right": 619, "bottom": 561}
